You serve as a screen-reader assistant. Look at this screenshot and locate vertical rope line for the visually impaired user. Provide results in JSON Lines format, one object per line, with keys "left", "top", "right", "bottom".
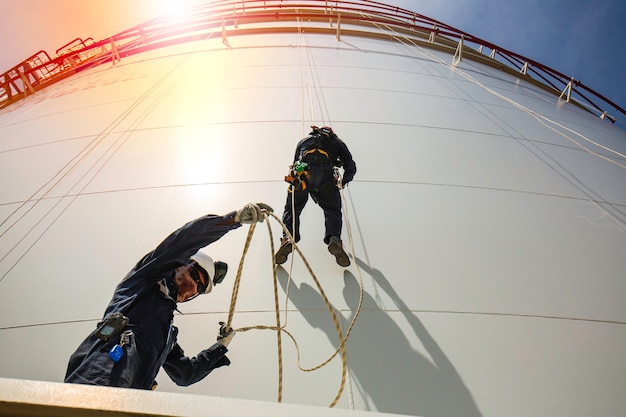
{"left": 225, "top": 222, "right": 256, "bottom": 329}
{"left": 266, "top": 218, "right": 284, "bottom": 402}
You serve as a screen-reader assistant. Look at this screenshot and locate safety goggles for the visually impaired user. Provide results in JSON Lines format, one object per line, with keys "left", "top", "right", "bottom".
{"left": 187, "top": 260, "right": 228, "bottom": 295}
{"left": 188, "top": 262, "right": 211, "bottom": 294}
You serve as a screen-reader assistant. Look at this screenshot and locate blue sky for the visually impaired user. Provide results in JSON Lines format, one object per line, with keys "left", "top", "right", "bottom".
{"left": 397, "top": 0, "right": 626, "bottom": 122}
{"left": 2, "top": 0, "right": 625, "bottom": 122}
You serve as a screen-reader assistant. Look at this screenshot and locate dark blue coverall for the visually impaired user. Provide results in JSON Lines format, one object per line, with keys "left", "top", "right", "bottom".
{"left": 64, "top": 212, "right": 241, "bottom": 389}
{"left": 281, "top": 131, "right": 357, "bottom": 244}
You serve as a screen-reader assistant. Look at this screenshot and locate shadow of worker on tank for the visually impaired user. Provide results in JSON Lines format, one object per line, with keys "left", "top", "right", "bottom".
{"left": 276, "top": 261, "right": 483, "bottom": 417}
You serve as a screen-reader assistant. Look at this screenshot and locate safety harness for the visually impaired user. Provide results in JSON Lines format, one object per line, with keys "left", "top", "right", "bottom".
{"left": 300, "top": 129, "right": 331, "bottom": 164}
{"left": 284, "top": 126, "right": 341, "bottom": 197}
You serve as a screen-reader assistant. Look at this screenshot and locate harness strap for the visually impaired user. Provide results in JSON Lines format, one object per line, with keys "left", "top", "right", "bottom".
{"left": 302, "top": 148, "right": 329, "bottom": 159}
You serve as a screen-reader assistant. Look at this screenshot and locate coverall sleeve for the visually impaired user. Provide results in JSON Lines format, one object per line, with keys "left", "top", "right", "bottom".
{"left": 162, "top": 342, "right": 231, "bottom": 386}
{"left": 133, "top": 212, "right": 242, "bottom": 282}
{"left": 337, "top": 139, "right": 357, "bottom": 184}
{"left": 107, "top": 212, "right": 242, "bottom": 317}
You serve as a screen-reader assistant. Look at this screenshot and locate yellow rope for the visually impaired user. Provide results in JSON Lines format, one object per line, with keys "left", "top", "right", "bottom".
{"left": 222, "top": 195, "right": 364, "bottom": 408}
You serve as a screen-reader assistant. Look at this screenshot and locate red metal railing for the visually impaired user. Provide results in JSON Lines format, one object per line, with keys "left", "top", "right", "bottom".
{"left": 1, "top": 0, "right": 623, "bottom": 124}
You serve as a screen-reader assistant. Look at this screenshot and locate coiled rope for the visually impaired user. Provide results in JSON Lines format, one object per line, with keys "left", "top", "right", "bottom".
{"left": 221, "top": 189, "right": 363, "bottom": 408}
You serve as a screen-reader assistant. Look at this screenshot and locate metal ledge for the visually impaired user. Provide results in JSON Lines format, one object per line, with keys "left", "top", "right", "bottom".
{"left": 0, "top": 378, "right": 412, "bottom": 417}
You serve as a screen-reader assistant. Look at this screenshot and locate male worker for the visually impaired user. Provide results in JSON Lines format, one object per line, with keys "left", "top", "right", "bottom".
{"left": 275, "top": 126, "right": 356, "bottom": 267}
{"left": 65, "top": 202, "right": 273, "bottom": 389}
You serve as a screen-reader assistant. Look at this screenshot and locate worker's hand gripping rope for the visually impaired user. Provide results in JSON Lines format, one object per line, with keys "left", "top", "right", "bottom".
{"left": 216, "top": 321, "right": 236, "bottom": 347}
{"left": 235, "top": 202, "right": 274, "bottom": 224}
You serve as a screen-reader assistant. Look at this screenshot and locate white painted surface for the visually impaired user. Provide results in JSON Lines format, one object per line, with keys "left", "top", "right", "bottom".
{"left": 0, "top": 25, "right": 625, "bottom": 417}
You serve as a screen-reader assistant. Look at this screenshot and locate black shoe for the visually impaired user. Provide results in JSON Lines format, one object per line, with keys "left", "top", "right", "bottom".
{"left": 328, "top": 236, "right": 350, "bottom": 267}
{"left": 274, "top": 239, "right": 293, "bottom": 265}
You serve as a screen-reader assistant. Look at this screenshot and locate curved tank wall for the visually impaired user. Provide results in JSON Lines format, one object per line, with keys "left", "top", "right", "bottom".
{"left": 1, "top": 3, "right": 625, "bottom": 417}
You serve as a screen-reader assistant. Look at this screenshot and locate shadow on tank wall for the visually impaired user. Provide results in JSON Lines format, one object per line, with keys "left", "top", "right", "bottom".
{"left": 276, "top": 261, "right": 483, "bottom": 417}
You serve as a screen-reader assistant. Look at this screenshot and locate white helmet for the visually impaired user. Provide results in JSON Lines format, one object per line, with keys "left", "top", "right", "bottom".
{"left": 191, "top": 250, "right": 228, "bottom": 294}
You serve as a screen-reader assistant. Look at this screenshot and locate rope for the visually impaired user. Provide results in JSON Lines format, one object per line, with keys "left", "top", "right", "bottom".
{"left": 222, "top": 196, "right": 364, "bottom": 408}
{"left": 220, "top": 12, "right": 363, "bottom": 406}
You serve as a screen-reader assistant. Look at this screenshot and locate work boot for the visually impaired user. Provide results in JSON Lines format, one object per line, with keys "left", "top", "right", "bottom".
{"left": 328, "top": 236, "right": 350, "bottom": 267}
{"left": 274, "top": 238, "right": 293, "bottom": 265}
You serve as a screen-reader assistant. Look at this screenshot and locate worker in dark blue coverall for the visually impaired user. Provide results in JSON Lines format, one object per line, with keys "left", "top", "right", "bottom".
{"left": 64, "top": 203, "right": 273, "bottom": 390}
{"left": 275, "top": 126, "right": 356, "bottom": 267}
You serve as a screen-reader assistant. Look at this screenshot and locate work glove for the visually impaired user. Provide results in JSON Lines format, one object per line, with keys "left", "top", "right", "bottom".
{"left": 236, "top": 202, "right": 273, "bottom": 224}
{"left": 216, "top": 321, "right": 236, "bottom": 347}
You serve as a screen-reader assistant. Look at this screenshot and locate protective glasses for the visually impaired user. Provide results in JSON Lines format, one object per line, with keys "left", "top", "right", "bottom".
{"left": 187, "top": 260, "right": 227, "bottom": 292}
{"left": 188, "top": 262, "right": 210, "bottom": 294}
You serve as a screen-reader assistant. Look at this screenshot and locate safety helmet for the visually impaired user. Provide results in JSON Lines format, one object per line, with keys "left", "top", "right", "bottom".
{"left": 320, "top": 126, "right": 334, "bottom": 137}
{"left": 310, "top": 125, "right": 334, "bottom": 138}
{"left": 190, "top": 251, "right": 228, "bottom": 294}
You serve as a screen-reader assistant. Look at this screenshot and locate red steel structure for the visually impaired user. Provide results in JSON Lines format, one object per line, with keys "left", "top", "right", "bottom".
{"left": 1, "top": 0, "right": 624, "bottom": 123}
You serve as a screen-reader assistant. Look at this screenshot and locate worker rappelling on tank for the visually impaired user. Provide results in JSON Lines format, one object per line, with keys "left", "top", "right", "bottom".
{"left": 64, "top": 203, "right": 273, "bottom": 390}
{"left": 275, "top": 126, "right": 357, "bottom": 267}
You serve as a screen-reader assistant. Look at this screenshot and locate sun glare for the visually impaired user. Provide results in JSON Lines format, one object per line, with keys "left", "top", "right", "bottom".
{"left": 154, "top": 0, "right": 203, "bottom": 18}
